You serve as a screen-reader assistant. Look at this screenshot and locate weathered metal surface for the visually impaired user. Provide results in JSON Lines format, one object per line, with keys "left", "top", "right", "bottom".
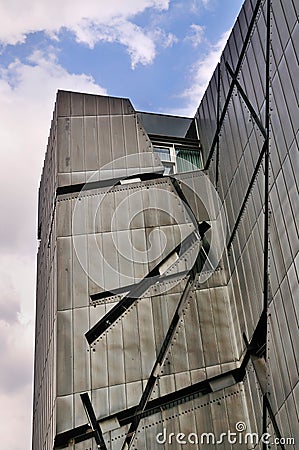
{"left": 33, "top": 2, "right": 299, "bottom": 446}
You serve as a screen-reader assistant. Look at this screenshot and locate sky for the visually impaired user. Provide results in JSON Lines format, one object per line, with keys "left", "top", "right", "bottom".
{"left": 0, "top": 0, "right": 244, "bottom": 448}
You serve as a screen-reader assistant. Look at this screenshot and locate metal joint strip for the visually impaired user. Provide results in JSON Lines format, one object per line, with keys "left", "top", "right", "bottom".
{"left": 225, "top": 61, "right": 267, "bottom": 139}
{"left": 227, "top": 139, "right": 267, "bottom": 250}
{"left": 204, "top": 0, "right": 263, "bottom": 170}
{"left": 80, "top": 393, "right": 107, "bottom": 450}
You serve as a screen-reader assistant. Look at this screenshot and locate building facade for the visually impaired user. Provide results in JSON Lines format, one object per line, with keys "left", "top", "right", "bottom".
{"left": 32, "top": 0, "right": 298, "bottom": 449}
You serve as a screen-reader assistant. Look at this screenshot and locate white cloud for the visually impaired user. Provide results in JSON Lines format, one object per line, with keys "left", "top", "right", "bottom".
{"left": 71, "top": 17, "right": 177, "bottom": 69}
{"left": 0, "top": 254, "right": 35, "bottom": 450}
{"left": 149, "top": 28, "right": 178, "bottom": 49}
{"left": 190, "top": 0, "right": 214, "bottom": 13}
{"left": 0, "top": 385, "right": 33, "bottom": 450}
{"left": 172, "top": 29, "right": 231, "bottom": 116}
{"left": 0, "top": 50, "right": 106, "bottom": 256}
{"left": 73, "top": 18, "right": 158, "bottom": 69}
{"left": 185, "top": 24, "right": 205, "bottom": 47}
{"left": 0, "top": 0, "right": 171, "bottom": 68}
{"left": 0, "top": 50, "right": 107, "bottom": 450}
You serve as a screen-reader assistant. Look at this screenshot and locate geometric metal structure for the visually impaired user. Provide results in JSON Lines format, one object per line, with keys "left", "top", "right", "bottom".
{"left": 32, "top": 0, "right": 299, "bottom": 449}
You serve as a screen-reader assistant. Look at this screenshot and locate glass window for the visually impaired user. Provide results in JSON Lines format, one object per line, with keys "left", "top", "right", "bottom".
{"left": 176, "top": 147, "right": 202, "bottom": 173}
{"left": 153, "top": 146, "right": 171, "bottom": 161}
{"left": 154, "top": 145, "right": 175, "bottom": 174}
{"left": 154, "top": 144, "right": 202, "bottom": 175}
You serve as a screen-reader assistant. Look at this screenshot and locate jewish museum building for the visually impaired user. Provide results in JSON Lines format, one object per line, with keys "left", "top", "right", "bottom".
{"left": 32, "top": 0, "right": 298, "bottom": 449}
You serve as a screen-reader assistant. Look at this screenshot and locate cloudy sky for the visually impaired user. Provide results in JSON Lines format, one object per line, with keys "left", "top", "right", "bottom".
{"left": 0, "top": 0, "right": 244, "bottom": 448}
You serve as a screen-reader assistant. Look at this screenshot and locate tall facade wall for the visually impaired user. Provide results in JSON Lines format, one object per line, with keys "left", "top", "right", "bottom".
{"left": 33, "top": 108, "right": 58, "bottom": 450}
{"left": 195, "top": 0, "right": 298, "bottom": 444}
{"left": 34, "top": 90, "right": 249, "bottom": 450}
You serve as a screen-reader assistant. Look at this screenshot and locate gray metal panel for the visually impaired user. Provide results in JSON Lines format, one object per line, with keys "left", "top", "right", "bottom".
{"left": 57, "top": 310, "right": 74, "bottom": 395}
{"left": 74, "top": 392, "right": 87, "bottom": 429}
{"left": 131, "top": 426, "right": 148, "bottom": 450}
{"left": 109, "top": 384, "right": 126, "bottom": 415}
{"left": 96, "top": 94, "right": 110, "bottom": 115}
{"left": 97, "top": 115, "right": 112, "bottom": 168}
{"left": 84, "top": 116, "right": 99, "bottom": 171}
{"left": 174, "top": 371, "right": 191, "bottom": 391}
{"left": 177, "top": 402, "right": 198, "bottom": 448}
{"left": 56, "top": 395, "right": 73, "bottom": 434}
{"left": 57, "top": 172, "right": 71, "bottom": 187}
{"left": 71, "top": 170, "right": 87, "bottom": 184}
{"left": 85, "top": 191, "right": 101, "bottom": 235}
{"left": 126, "top": 380, "right": 143, "bottom": 408}
{"left": 151, "top": 293, "right": 173, "bottom": 355}
{"left": 57, "top": 117, "right": 71, "bottom": 173}
{"left": 122, "top": 97, "right": 135, "bottom": 115}
{"left": 106, "top": 321, "right": 126, "bottom": 387}
{"left": 56, "top": 237, "right": 72, "bottom": 311}
{"left": 91, "top": 321, "right": 109, "bottom": 390}
{"left": 193, "top": 397, "right": 218, "bottom": 450}
{"left": 123, "top": 114, "right": 138, "bottom": 155}
{"left": 84, "top": 93, "right": 97, "bottom": 116}
{"left": 137, "top": 297, "right": 157, "bottom": 380}
{"left": 70, "top": 117, "right": 84, "bottom": 172}
{"left": 129, "top": 227, "right": 149, "bottom": 281}
{"left": 108, "top": 96, "right": 124, "bottom": 115}
{"left": 115, "top": 230, "right": 138, "bottom": 288}
{"left": 136, "top": 114, "right": 152, "bottom": 153}
{"left": 122, "top": 305, "right": 142, "bottom": 383}
{"left": 95, "top": 190, "right": 114, "bottom": 233}
{"left": 101, "top": 232, "right": 120, "bottom": 292}
{"left": 283, "top": 389, "right": 299, "bottom": 446}
{"left": 161, "top": 412, "right": 181, "bottom": 450}
{"left": 243, "top": 367, "right": 263, "bottom": 441}
{"left": 108, "top": 425, "right": 130, "bottom": 450}
{"left": 57, "top": 90, "right": 71, "bottom": 117}
{"left": 209, "top": 286, "right": 237, "bottom": 363}
{"left": 268, "top": 302, "right": 295, "bottom": 404}
{"left": 110, "top": 114, "right": 126, "bottom": 160}
{"left": 276, "top": 402, "right": 292, "bottom": 447}
{"left": 73, "top": 307, "right": 90, "bottom": 393}
{"left": 166, "top": 301, "right": 190, "bottom": 374}
{"left": 112, "top": 187, "right": 131, "bottom": 232}
{"left": 75, "top": 439, "right": 95, "bottom": 450}
{"left": 175, "top": 171, "right": 212, "bottom": 222}
{"left": 154, "top": 374, "right": 174, "bottom": 400}
{"left": 195, "top": 289, "right": 218, "bottom": 368}
{"left": 72, "top": 234, "right": 89, "bottom": 308}
{"left": 87, "top": 232, "right": 105, "bottom": 296}
{"left": 92, "top": 387, "right": 110, "bottom": 420}
{"left": 210, "top": 395, "right": 231, "bottom": 450}
{"left": 184, "top": 292, "right": 205, "bottom": 371}
{"left": 71, "top": 91, "right": 84, "bottom": 116}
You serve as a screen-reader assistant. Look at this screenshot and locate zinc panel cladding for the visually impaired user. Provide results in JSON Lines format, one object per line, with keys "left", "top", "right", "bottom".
{"left": 33, "top": 109, "right": 58, "bottom": 448}
{"left": 35, "top": 91, "right": 239, "bottom": 449}
{"left": 33, "top": 2, "right": 299, "bottom": 449}
{"left": 195, "top": 0, "right": 298, "bottom": 446}
{"left": 37, "top": 91, "right": 227, "bottom": 448}
{"left": 128, "top": 386, "right": 252, "bottom": 450}
{"left": 55, "top": 93, "right": 154, "bottom": 186}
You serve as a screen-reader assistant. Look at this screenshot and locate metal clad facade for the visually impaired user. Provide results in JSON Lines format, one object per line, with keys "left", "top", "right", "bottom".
{"left": 196, "top": 0, "right": 298, "bottom": 446}
{"left": 33, "top": 1, "right": 298, "bottom": 448}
